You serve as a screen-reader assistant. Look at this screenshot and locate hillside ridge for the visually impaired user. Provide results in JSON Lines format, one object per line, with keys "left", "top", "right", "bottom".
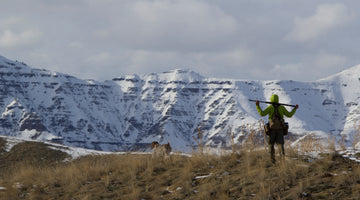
{"left": 0, "top": 55, "right": 359, "bottom": 152}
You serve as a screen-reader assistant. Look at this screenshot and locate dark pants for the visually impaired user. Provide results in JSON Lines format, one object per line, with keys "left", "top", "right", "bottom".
{"left": 268, "top": 129, "right": 285, "bottom": 163}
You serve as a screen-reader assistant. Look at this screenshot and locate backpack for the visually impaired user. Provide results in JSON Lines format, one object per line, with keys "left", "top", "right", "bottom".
{"left": 269, "top": 105, "right": 285, "bottom": 130}
{"left": 263, "top": 105, "right": 289, "bottom": 135}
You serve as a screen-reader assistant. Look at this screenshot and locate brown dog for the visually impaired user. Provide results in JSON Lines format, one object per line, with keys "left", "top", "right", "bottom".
{"left": 151, "top": 141, "right": 172, "bottom": 160}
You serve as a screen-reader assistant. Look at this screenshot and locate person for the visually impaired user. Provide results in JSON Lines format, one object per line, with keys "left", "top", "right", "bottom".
{"left": 255, "top": 94, "right": 298, "bottom": 163}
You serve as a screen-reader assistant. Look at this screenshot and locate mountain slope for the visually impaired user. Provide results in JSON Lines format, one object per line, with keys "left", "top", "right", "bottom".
{"left": 0, "top": 55, "right": 359, "bottom": 152}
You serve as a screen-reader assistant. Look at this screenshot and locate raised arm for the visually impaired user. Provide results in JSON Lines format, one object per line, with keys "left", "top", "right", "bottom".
{"left": 256, "top": 102, "right": 272, "bottom": 117}
{"left": 280, "top": 105, "right": 299, "bottom": 118}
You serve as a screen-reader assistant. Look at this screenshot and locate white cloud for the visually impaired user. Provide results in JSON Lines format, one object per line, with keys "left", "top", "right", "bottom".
{"left": 286, "top": 4, "right": 352, "bottom": 42}
{"left": 96, "top": 0, "right": 239, "bottom": 51}
{"left": 313, "top": 53, "right": 347, "bottom": 70}
{"left": 0, "top": 29, "right": 42, "bottom": 48}
{"left": 0, "top": 17, "right": 42, "bottom": 48}
{"left": 125, "top": 50, "right": 181, "bottom": 73}
{"left": 86, "top": 52, "right": 112, "bottom": 63}
{"left": 193, "top": 48, "right": 253, "bottom": 69}
{"left": 0, "top": 17, "right": 23, "bottom": 27}
{"left": 264, "top": 63, "right": 304, "bottom": 80}
{"left": 1, "top": 0, "right": 360, "bottom": 82}
{"left": 268, "top": 52, "right": 349, "bottom": 81}
{"left": 69, "top": 41, "right": 83, "bottom": 48}
{"left": 119, "top": 47, "right": 253, "bottom": 79}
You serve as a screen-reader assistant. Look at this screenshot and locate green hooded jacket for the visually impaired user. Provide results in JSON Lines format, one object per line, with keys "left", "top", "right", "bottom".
{"left": 256, "top": 94, "right": 297, "bottom": 119}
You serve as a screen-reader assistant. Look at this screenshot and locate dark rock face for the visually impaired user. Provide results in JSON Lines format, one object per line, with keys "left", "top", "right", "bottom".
{"left": 19, "top": 112, "right": 47, "bottom": 132}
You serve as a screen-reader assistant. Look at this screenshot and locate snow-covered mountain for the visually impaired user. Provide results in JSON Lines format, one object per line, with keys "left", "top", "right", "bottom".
{"left": 0, "top": 54, "right": 359, "bottom": 152}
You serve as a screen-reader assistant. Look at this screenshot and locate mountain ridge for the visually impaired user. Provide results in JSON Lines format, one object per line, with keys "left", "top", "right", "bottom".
{"left": 0, "top": 55, "right": 359, "bottom": 152}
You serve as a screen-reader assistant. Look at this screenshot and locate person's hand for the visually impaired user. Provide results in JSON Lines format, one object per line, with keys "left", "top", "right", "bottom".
{"left": 295, "top": 104, "right": 299, "bottom": 109}
{"left": 256, "top": 100, "right": 260, "bottom": 106}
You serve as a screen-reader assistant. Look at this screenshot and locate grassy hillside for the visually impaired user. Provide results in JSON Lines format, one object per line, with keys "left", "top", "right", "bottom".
{"left": 0, "top": 137, "right": 360, "bottom": 199}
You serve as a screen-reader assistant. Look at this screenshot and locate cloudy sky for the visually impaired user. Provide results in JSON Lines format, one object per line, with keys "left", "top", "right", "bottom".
{"left": 0, "top": 0, "right": 359, "bottom": 82}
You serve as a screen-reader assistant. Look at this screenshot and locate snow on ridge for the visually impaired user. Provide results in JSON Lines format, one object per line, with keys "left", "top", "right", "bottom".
{"left": 318, "top": 64, "right": 360, "bottom": 82}
{"left": 1, "top": 54, "right": 360, "bottom": 152}
{"left": 0, "top": 135, "right": 151, "bottom": 159}
{"left": 0, "top": 55, "right": 16, "bottom": 65}
{"left": 158, "top": 69, "right": 204, "bottom": 82}
{"left": 2, "top": 54, "right": 360, "bottom": 86}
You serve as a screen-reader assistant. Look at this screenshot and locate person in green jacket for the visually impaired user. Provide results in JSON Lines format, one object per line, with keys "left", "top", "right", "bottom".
{"left": 255, "top": 94, "right": 298, "bottom": 163}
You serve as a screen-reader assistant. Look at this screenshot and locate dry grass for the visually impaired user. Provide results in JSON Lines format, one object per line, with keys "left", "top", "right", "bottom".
{"left": 352, "top": 121, "right": 360, "bottom": 150}
{"left": 1, "top": 131, "right": 360, "bottom": 199}
{"left": 0, "top": 137, "right": 7, "bottom": 154}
